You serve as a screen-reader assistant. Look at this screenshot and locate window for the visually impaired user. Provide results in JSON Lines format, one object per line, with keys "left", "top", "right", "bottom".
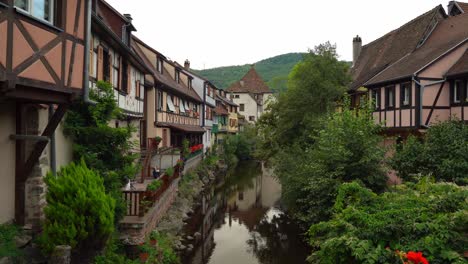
{"left": 235, "top": 95, "right": 240, "bottom": 99}
{"left": 371, "top": 89, "right": 379, "bottom": 109}
{"left": 135, "top": 80, "right": 140, "bottom": 98}
{"left": 453, "top": 80, "right": 462, "bottom": 103}
{"left": 386, "top": 86, "right": 395, "bottom": 109}
{"left": 157, "top": 58, "right": 163, "bottom": 74}
{"left": 103, "top": 49, "right": 110, "bottom": 82}
{"left": 401, "top": 83, "right": 411, "bottom": 107}
{"left": 240, "top": 104, "right": 245, "bottom": 111}
{"left": 121, "top": 60, "right": 128, "bottom": 93}
{"left": 249, "top": 116, "right": 255, "bottom": 121}
{"left": 167, "top": 95, "right": 176, "bottom": 112}
{"left": 157, "top": 90, "right": 163, "bottom": 111}
{"left": 112, "top": 54, "right": 120, "bottom": 89}
{"left": 180, "top": 99, "right": 186, "bottom": 113}
{"left": 15, "top": 0, "right": 54, "bottom": 23}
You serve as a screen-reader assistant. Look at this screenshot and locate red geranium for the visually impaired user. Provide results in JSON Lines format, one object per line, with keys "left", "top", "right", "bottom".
{"left": 406, "top": 251, "right": 428, "bottom": 264}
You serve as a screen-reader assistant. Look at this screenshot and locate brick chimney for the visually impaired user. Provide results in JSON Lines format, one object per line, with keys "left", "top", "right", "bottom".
{"left": 353, "top": 35, "right": 362, "bottom": 67}
{"left": 184, "top": 59, "right": 190, "bottom": 70}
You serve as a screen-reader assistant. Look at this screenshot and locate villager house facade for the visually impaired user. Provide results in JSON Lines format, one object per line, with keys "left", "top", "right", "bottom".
{"left": 227, "top": 66, "right": 274, "bottom": 124}
{"left": 132, "top": 37, "right": 204, "bottom": 150}
{"left": 90, "top": 0, "right": 150, "bottom": 152}
{"left": 0, "top": 0, "right": 87, "bottom": 225}
{"left": 179, "top": 60, "right": 217, "bottom": 153}
{"left": 350, "top": 1, "right": 468, "bottom": 140}
{"left": 213, "top": 89, "right": 238, "bottom": 143}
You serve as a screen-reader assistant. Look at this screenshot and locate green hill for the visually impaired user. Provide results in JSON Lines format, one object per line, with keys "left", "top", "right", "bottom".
{"left": 194, "top": 53, "right": 306, "bottom": 93}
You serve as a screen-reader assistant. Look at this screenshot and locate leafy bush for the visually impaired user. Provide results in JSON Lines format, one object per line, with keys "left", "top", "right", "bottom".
{"left": 39, "top": 160, "right": 115, "bottom": 254}
{"left": 0, "top": 224, "right": 22, "bottom": 259}
{"left": 165, "top": 167, "right": 174, "bottom": 177}
{"left": 140, "top": 231, "right": 179, "bottom": 264}
{"left": 308, "top": 180, "right": 468, "bottom": 264}
{"left": 275, "top": 103, "right": 387, "bottom": 224}
{"left": 147, "top": 180, "right": 162, "bottom": 191}
{"left": 93, "top": 237, "right": 138, "bottom": 264}
{"left": 392, "top": 120, "right": 468, "bottom": 185}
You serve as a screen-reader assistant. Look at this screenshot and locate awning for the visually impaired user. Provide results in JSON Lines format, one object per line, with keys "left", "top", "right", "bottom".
{"left": 158, "top": 123, "right": 205, "bottom": 133}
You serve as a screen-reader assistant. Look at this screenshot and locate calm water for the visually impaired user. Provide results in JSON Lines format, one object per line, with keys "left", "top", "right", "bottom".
{"left": 181, "top": 161, "right": 310, "bottom": 264}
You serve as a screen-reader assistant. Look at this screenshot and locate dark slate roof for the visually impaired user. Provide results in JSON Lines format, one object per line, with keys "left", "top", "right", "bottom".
{"left": 447, "top": 49, "right": 468, "bottom": 77}
{"left": 226, "top": 66, "right": 272, "bottom": 94}
{"left": 366, "top": 11, "right": 468, "bottom": 85}
{"left": 131, "top": 37, "right": 203, "bottom": 103}
{"left": 350, "top": 5, "right": 447, "bottom": 90}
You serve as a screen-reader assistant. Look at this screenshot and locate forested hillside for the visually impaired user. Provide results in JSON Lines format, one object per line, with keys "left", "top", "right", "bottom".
{"left": 195, "top": 53, "right": 305, "bottom": 93}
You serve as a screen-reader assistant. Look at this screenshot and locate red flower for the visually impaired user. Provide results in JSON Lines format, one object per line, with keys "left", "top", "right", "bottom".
{"left": 406, "top": 251, "right": 429, "bottom": 264}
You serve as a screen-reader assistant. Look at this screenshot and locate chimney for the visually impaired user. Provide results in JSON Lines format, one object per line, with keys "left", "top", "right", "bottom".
{"left": 123, "top": 14, "right": 133, "bottom": 22}
{"left": 184, "top": 59, "right": 190, "bottom": 70}
{"left": 353, "top": 35, "right": 362, "bottom": 66}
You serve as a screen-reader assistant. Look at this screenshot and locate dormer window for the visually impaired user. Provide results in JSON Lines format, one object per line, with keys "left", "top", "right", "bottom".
{"left": 15, "top": 0, "right": 54, "bottom": 23}
{"left": 157, "top": 58, "right": 163, "bottom": 74}
{"left": 175, "top": 70, "right": 180, "bottom": 83}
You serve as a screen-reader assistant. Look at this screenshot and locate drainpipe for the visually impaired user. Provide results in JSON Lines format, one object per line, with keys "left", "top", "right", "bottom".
{"left": 83, "top": 0, "right": 95, "bottom": 104}
{"left": 412, "top": 75, "right": 446, "bottom": 129}
{"left": 48, "top": 104, "right": 56, "bottom": 176}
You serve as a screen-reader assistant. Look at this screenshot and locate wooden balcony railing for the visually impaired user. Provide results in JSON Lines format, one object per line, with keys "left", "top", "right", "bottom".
{"left": 122, "top": 164, "right": 182, "bottom": 217}
{"left": 157, "top": 111, "right": 199, "bottom": 126}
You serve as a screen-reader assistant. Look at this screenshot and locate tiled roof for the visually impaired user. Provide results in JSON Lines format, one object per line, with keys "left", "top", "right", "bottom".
{"left": 446, "top": 49, "right": 468, "bottom": 77}
{"left": 131, "top": 38, "right": 203, "bottom": 103}
{"left": 350, "top": 5, "right": 446, "bottom": 90}
{"left": 226, "top": 66, "right": 272, "bottom": 94}
{"left": 366, "top": 12, "right": 468, "bottom": 85}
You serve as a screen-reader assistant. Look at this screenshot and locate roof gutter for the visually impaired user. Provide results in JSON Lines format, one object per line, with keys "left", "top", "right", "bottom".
{"left": 83, "top": 0, "right": 96, "bottom": 104}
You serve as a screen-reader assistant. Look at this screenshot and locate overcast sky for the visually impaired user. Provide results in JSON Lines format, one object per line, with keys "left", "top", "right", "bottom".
{"left": 106, "top": 0, "right": 447, "bottom": 69}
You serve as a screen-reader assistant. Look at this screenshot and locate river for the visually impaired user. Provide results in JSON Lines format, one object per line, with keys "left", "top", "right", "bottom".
{"left": 180, "top": 161, "right": 310, "bottom": 264}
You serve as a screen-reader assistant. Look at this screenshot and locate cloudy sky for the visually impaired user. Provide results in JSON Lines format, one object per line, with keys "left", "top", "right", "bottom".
{"left": 107, "top": 0, "right": 447, "bottom": 69}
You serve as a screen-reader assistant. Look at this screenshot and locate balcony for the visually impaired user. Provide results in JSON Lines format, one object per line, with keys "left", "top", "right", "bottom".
{"left": 157, "top": 111, "right": 199, "bottom": 126}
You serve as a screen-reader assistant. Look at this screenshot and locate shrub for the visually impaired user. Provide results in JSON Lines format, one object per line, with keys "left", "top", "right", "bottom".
{"left": 275, "top": 103, "right": 387, "bottom": 224}
{"left": 308, "top": 180, "right": 468, "bottom": 264}
{"left": 93, "top": 237, "right": 138, "bottom": 264}
{"left": 147, "top": 180, "right": 162, "bottom": 191}
{"left": 39, "top": 160, "right": 115, "bottom": 254}
{"left": 140, "top": 231, "right": 179, "bottom": 264}
{"left": 165, "top": 167, "right": 174, "bottom": 177}
{"left": 392, "top": 120, "right": 468, "bottom": 185}
{"left": 0, "top": 224, "right": 22, "bottom": 259}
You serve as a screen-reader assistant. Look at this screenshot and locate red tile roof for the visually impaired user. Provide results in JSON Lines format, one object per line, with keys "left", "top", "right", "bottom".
{"left": 366, "top": 11, "right": 468, "bottom": 85}
{"left": 350, "top": 5, "right": 447, "bottom": 90}
{"left": 226, "top": 66, "right": 272, "bottom": 94}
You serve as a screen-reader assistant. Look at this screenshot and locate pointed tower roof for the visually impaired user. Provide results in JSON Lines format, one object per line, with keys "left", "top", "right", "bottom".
{"left": 226, "top": 66, "right": 272, "bottom": 94}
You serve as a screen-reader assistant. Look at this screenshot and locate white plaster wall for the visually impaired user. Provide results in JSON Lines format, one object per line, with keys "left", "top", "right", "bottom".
{"left": 0, "top": 102, "right": 16, "bottom": 223}
{"left": 232, "top": 93, "right": 257, "bottom": 123}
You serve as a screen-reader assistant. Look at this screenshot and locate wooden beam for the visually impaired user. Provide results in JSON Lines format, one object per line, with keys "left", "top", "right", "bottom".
{"left": 20, "top": 104, "right": 67, "bottom": 181}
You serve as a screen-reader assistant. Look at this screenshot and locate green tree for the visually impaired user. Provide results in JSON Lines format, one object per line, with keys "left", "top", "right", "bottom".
{"left": 39, "top": 160, "right": 115, "bottom": 254}
{"left": 275, "top": 103, "right": 387, "bottom": 224}
{"left": 392, "top": 120, "right": 468, "bottom": 185}
{"left": 257, "top": 42, "right": 351, "bottom": 157}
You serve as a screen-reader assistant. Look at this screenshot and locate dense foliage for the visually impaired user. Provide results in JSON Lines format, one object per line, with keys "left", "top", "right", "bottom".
{"left": 64, "top": 81, "right": 138, "bottom": 221}
{"left": 274, "top": 105, "right": 387, "bottom": 224}
{"left": 39, "top": 160, "right": 115, "bottom": 254}
{"left": 391, "top": 120, "right": 468, "bottom": 185}
{"left": 195, "top": 53, "right": 305, "bottom": 92}
{"left": 308, "top": 180, "right": 468, "bottom": 264}
{"left": 0, "top": 224, "right": 22, "bottom": 260}
{"left": 257, "top": 43, "right": 351, "bottom": 158}
{"left": 220, "top": 126, "right": 258, "bottom": 166}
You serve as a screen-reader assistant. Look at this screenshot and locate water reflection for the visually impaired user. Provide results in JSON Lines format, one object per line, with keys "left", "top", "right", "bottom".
{"left": 182, "top": 161, "right": 309, "bottom": 264}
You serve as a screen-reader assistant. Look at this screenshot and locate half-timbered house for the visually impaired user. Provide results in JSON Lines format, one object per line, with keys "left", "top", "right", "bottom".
{"left": 0, "top": 0, "right": 87, "bottom": 226}
{"left": 351, "top": 2, "right": 468, "bottom": 139}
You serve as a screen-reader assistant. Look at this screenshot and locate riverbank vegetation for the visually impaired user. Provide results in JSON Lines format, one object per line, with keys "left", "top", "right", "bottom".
{"left": 256, "top": 43, "right": 468, "bottom": 263}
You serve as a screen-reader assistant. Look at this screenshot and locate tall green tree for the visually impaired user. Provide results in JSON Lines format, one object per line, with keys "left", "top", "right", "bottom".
{"left": 257, "top": 42, "right": 351, "bottom": 157}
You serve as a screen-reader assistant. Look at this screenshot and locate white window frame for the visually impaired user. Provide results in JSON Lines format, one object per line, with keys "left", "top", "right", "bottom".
{"left": 403, "top": 85, "right": 410, "bottom": 106}
{"left": 372, "top": 90, "right": 379, "bottom": 109}
{"left": 15, "top": 0, "right": 54, "bottom": 24}
{"left": 180, "top": 99, "right": 186, "bottom": 113}
{"left": 454, "top": 81, "right": 461, "bottom": 103}
{"left": 157, "top": 58, "right": 163, "bottom": 74}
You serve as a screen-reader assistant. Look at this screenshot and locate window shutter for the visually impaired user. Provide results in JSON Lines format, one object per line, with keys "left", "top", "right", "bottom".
{"left": 119, "top": 57, "right": 123, "bottom": 91}
{"left": 97, "top": 46, "right": 103, "bottom": 81}
{"left": 136, "top": 80, "right": 140, "bottom": 98}
{"left": 109, "top": 54, "right": 113, "bottom": 86}
{"left": 127, "top": 66, "right": 131, "bottom": 94}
